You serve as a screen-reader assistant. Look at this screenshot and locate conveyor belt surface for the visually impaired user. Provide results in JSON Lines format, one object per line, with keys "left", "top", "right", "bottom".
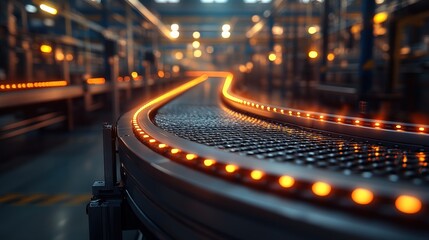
{"left": 118, "top": 75, "right": 429, "bottom": 240}
{"left": 155, "top": 79, "right": 428, "bottom": 185}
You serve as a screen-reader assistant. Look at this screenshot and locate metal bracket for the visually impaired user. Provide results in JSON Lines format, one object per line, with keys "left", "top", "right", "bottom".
{"left": 87, "top": 123, "right": 124, "bottom": 240}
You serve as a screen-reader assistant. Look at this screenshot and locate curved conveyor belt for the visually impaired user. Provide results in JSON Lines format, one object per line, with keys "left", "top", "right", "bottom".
{"left": 117, "top": 73, "right": 429, "bottom": 240}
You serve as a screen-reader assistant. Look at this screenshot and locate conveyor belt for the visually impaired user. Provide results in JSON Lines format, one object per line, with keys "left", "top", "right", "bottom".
{"left": 117, "top": 74, "right": 429, "bottom": 240}
{"left": 155, "top": 79, "right": 428, "bottom": 185}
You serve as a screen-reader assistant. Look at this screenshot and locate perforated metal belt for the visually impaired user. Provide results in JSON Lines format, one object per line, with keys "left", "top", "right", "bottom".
{"left": 155, "top": 87, "right": 428, "bottom": 186}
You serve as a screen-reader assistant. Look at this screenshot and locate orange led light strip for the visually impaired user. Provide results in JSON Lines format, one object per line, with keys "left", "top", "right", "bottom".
{"left": 86, "top": 78, "right": 106, "bottom": 85}
{"left": 221, "top": 74, "right": 428, "bottom": 135}
{"left": 131, "top": 71, "right": 425, "bottom": 215}
{"left": 0, "top": 81, "right": 67, "bottom": 91}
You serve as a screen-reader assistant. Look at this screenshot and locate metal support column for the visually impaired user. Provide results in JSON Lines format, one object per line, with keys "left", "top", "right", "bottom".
{"left": 102, "top": 0, "right": 120, "bottom": 122}
{"left": 320, "top": 0, "right": 330, "bottom": 84}
{"left": 281, "top": 17, "right": 288, "bottom": 99}
{"left": 87, "top": 124, "right": 123, "bottom": 240}
{"left": 267, "top": 13, "right": 275, "bottom": 95}
{"left": 292, "top": 15, "right": 298, "bottom": 78}
{"left": 358, "top": 0, "right": 375, "bottom": 115}
{"left": 126, "top": 4, "right": 134, "bottom": 75}
{"left": 5, "top": 0, "right": 17, "bottom": 81}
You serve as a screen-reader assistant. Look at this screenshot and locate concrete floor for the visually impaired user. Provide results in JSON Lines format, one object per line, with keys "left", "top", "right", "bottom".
{"left": 0, "top": 118, "right": 137, "bottom": 240}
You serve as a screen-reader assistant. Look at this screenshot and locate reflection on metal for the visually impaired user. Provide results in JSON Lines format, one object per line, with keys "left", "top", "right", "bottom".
{"left": 246, "top": 20, "right": 265, "bottom": 38}
{"left": 220, "top": 72, "right": 429, "bottom": 138}
{"left": 125, "top": 0, "right": 173, "bottom": 39}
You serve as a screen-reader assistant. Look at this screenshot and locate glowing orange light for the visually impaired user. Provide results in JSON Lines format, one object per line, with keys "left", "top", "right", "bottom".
{"left": 419, "top": 127, "right": 425, "bottom": 132}
{"left": 308, "top": 50, "right": 318, "bottom": 59}
{"left": 203, "top": 159, "right": 216, "bottom": 167}
{"left": 172, "top": 65, "right": 180, "bottom": 73}
{"left": 186, "top": 154, "right": 196, "bottom": 160}
{"left": 351, "top": 188, "right": 374, "bottom": 205}
{"left": 374, "top": 11, "right": 388, "bottom": 24}
{"left": 55, "top": 51, "right": 64, "bottom": 61}
{"left": 40, "top": 44, "right": 52, "bottom": 53}
{"left": 143, "top": 135, "right": 149, "bottom": 138}
{"left": 250, "top": 170, "right": 264, "bottom": 180}
{"left": 175, "top": 51, "right": 183, "bottom": 60}
{"left": 396, "top": 125, "right": 402, "bottom": 130}
{"left": 87, "top": 78, "right": 106, "bottom": 85}
{"left": 268, "top": 53, "right": 276, "bottom": 62}
{"left": 221, "top": 74, "right": 244, "bottom": 104}
{"left": 278, "top": 175, "right": 295, "bottom": 188}
{"left": 395, "top": 195, "right": 422, "bottom": 214}
{"left": 131, "top": 72, "right": 138, "bottom": 79}
{"left": 158, "top": 71, "right": 165, "bottom": 78}
{"left": 225, "top": 164, "right": 238, "bottom": 173}
{"left": 171, "top": 148, "right": 180, "bottom": 154}
{"left": 337, "top": 118, "right": 342, "bottom": 122}
{"left": 355, "top": 120, "right": 360, "bottom": 124}
{"left": 319, "top": 116, "right": 324, "bottom": 120}
{"left": 327, "top": 53, "right": 335, "bottom": 61}
{"left": 312, "top": 182, "right": 331, "bottom": 197}
{"left": 306, "top": 113, "right": 311, "bottom": 118}
{"left": 417, "top": 152, "right": 426, "bottom": 162}
{"left": 158, "top": 144, "right": 167, "bottom": 149}
{"left": 149, "top": 139, "right": 156, "bottom": 143}
{"left": 65, "top": 54, "right": 73, "bottom": 61}
{"left": 375, "top": 122, "right": 380, "bottom": 127}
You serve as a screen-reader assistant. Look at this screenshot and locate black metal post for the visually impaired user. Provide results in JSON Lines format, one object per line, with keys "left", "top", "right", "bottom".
{"left": 358, "top": 0, "right": 375, "bottom": 115}
{"left": 320, "top": 0, "right": 330, "bottom": 84}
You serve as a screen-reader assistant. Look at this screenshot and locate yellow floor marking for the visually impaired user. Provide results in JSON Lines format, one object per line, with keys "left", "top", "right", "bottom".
{"left": 65, "top": 194, "right": 92, "bottom": 205}
{"left": 38, "top": 194, "right": 70, "bottom": 206}
{"left": 13, "top": 194, "right": 46, "bottom": 206}
{"left": 0, "top": 193, "right": 22, "bottom": 203}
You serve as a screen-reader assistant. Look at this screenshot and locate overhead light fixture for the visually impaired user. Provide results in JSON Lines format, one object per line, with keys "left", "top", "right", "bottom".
{"left": 193, "top": 31, "right": 201, "bottom": 39}
{"left": 251, "top": 15, "right": 260, "bottom": 23}
{"left": 170, "top": 31, "right": 179, "bottom": 38}
{"left": 170, "top": 23, "right": 179, "bottom": 39}
{"left": 155, "top": 0, "right": 180, "bottom": 2}
{"left": 192, "top": 41, "right": 200, "bottom": 48}
{"left": 222, "top": 24, "right": 231, "bottom": 32}
{"left": 201, "top": 0, "right": 228, "bottom": 3}
{"left": 40, "top": 3, "right": 58, "bottom": 15}
{"left": 245, "top": 0, "right": 271, "bottom": 2}
{"left": 308, "top": 25, "right": 320, "bottom": 35}
{"left": 193, "top": 49, "right": 202, "bottom": 58}
{"left": 25, "top": 4, "right": 38, "bottom": 13}
{"left": 171, "top": 23, "right": 179, "bottom": 31}
{"left": 221, "top": 31, "right": 231, "bottom": 38}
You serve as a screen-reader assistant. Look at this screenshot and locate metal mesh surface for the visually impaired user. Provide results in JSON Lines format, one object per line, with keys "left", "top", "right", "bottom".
{"left": 154, "top": 81, "right": 429, "bottom": 185}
